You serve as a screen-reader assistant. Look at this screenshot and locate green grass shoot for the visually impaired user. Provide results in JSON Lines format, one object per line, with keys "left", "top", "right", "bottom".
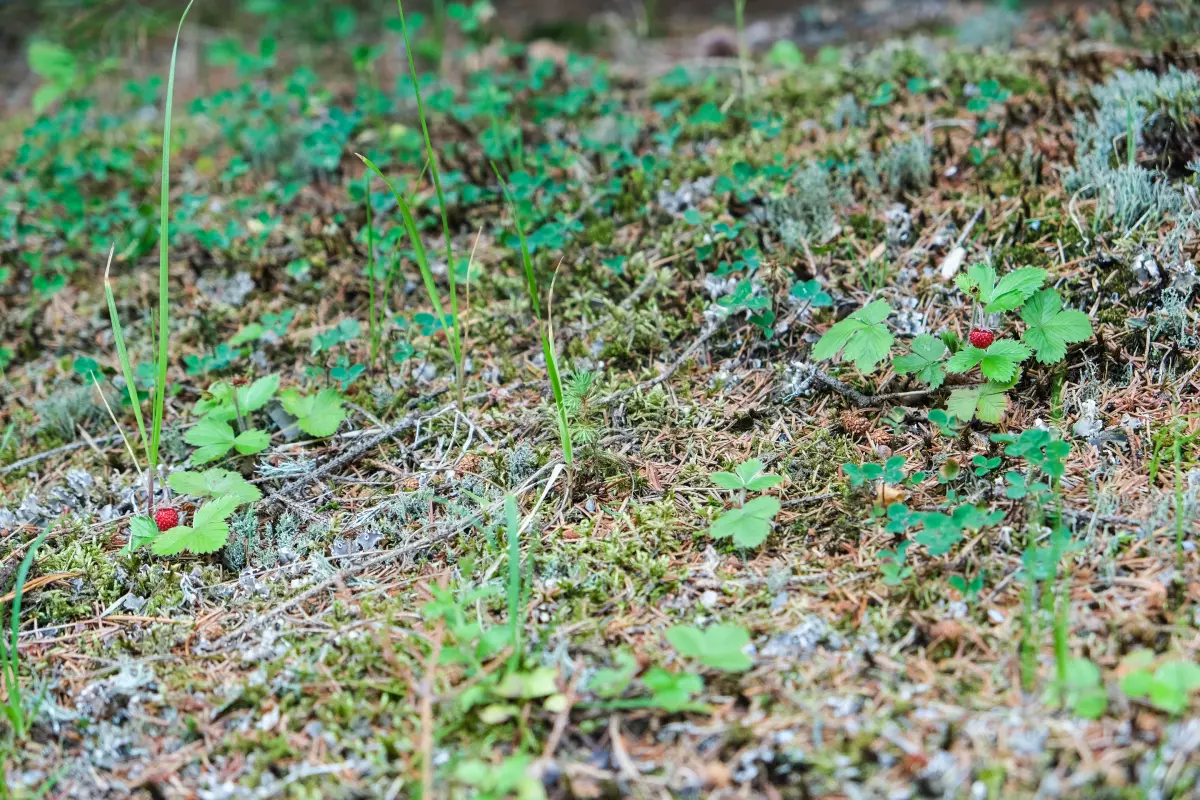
{"left": 390, "top": 0, "right": 464, "bottom": 408}
{"left": 493, "top": 166, "right": 573, "bottom": 467}
{"left": 1, "top": 529, "right": 49, "bottom": 740}
{"left": 505, "top": 494, "right": 521, "bottom": 671}
{"left": 356, "top": 155, "right": 463, "bottom": 400}
{"left": 365, "top": 178, "right": 379, "bottom": 370}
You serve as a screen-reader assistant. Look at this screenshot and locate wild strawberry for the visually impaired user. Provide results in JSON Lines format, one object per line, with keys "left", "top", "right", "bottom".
{"left": 155, "top": 507, "right": 180, "bottom": 532}
{"left": 969, "top": 328, "right": 995, "bottom": 349}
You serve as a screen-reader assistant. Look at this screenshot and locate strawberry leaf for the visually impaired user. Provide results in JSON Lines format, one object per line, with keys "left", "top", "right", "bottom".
{"left": 150, "top": 495, "right": 238, "bottom": 556}
{"left": 185, "top": 416, "right": 236, "bottom": 464}
{"left": 233, "top": 429, "right": 270, "bottom": 455}
{"left": 811, "top": 300, "right": 894, "bottom": 374}
{"left": 709, "top": 495, "right": 781, "bottom": 548}
{"left": 893, "top": 334, "right": 947, "bottom": 389}
{"left": 945, "top": 340, "right": 1029, "bottom": 382}
{"left": 1021, "top": 289, "right": 1093, "bottom": 364}
{"left": 168, "top": 468, "right": 262, "bottom": 506}
{"left": 120, "top": 516, "right": 160, "bottom": 555}
{"left": 280, "top": 388, "right": 347, "bottom": 437}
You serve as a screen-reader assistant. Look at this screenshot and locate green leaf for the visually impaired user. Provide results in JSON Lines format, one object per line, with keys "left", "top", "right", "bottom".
{"left": 121, "top": 516, "right": 160, "bottom": 555}
{"left": 1021, "top": 289, "right": 1093, "bottom": 364}
{"left": 588, "top": 651, "right": 638, "bottom": 698}
{"left": 150, "top": 495, "right": 238, "bottom": 556}
{"left": 667, "top": 623, "right": 753, "bottom": 672}
{"left": 241, "top": 374, "right": 279, "bottom": 412}
{"left": 812, "top": 300, "right": 893, "bottom": 373}
{"left": 710, "top": 472, "right": 744, "bottom": 490}
{"left": 233, "top": 429, "right": 270, "bottom": 455}
{"left": 185, "top": 416, "right": 236, "bottom": 464}
{"left": 168, "top": 468, "right": 262, "bottom": 506}
{"left": 641, "top": 668, "right": 703, "bottom": 712}
{"left": 979, "top": 339, "right": 1031, "bottom": 382}
{"left": 946, "top": 379, "right": 1013, "bottom": 424}
{"left": 987, "top": 267, "right": 1046, "bottom": 312}
{"left": 709, "top": 496, "right": 781, "bottom": 548}
{"left": 892, "top": 334, "right": 947, "bottom": 389}
{"left": 280, "top": 388, "right": 346, "bottom": 437}
{"left": 228, "top": 323, "right": 265, "bottom": 346}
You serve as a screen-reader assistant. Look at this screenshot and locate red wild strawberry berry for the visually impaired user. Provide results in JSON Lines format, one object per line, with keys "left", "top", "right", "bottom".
{"left": 969, "top": 328, "right": 995, "bottom": 349}
{"left": 154, "top": 507, "right": 180, "bottom": 532}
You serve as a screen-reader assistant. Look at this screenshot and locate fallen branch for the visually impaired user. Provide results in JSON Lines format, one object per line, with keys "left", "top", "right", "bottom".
{"left": 792, "top": 363, "right": 930, "bottom": 408}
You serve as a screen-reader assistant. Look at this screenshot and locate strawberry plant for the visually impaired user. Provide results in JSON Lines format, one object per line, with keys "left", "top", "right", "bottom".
{"left": 708, "top": 459, "right": 783, "bottom": 548}
{"left": 280, "top": 388, "right": 347, "bottom": 438}
{"left": 667, "top": 623, "right": 753, "bottom": 672}
{"left": 185, "top": 416, "right": 270, "bottom": 465}
{"left": 811, "top": 299, "right": 894, "bottom": 373}
{"left": 168, "top": 468, "right": 262, "bottom": 506}
{"left": 150, "top": 495, "right": 240, "bottom": 556}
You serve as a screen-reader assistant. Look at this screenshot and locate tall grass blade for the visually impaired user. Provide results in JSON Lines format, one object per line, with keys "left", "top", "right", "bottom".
{"left": 493, "top": 166, "right": 573, "bottom": 465}
{"left": 149, "top": 0, "right": 196, "bottom": 490}
{"left": 505, "top": 494, "right": 521, "bottom": 671}
{"left": 365, "top": 178, "right": 378, "bottom": 369}
{"left": 102, "top": 246, "right": 149, "bottom": 456}
{"left": 392, "top": 0, "right": 462, "bottom": 397}
{"left": 2, "top": 528, "right": 49, "bottom": 739}
{"left": 356, "top": 155, "right": 460, "bottom": 366}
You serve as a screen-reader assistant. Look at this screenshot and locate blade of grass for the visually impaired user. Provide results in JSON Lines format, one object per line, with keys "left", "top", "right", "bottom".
{"left": 381, "top": 159, "right": 431, "bottom": 316}
{"left": 493, "top": 165, "right": 573, "bottom": 466}
{"left": 366, "top": 177, "right": 378, "bottom": 370}
{"left": 356, "top": 155, "right": 460, "bottom": 368}
{"left": 3, "top": 528, "right": 49, "bottom": 739}
{"left": 392, "top": 0, "right": 462, "bottom": 405}
{"left": 102, "top": 245, "right": 148, "bottom": 458}
{"left": 90, "top": 373, "right": 144, "bottom": 481}
{"left": 148, "top": 0, "right": 196, "bottom": 511}
{"left": 505, "top": 494, "right": 521, "bottom": 672}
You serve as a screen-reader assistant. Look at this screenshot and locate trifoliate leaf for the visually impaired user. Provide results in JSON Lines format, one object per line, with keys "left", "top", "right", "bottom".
{"left": 120, "top": 516, "right": 159, "bottom": 555}
{"left": 150, "top": 495, "right": 238, "bottom": 556}
{"left": 185, "top": 416, "right": 236, "bottom": 464}
{"left": 811, "top": 300, "right": 893, "bottom": 373}
{"left": 280, "top": 388, "right": 347, "bottom": 437}
{"left": 233, "top": 428, "right": 270, "bottom": 455}
{"left": 946, "top": 340, "right": 1030, "bottom": 382}
{"left": 1021, "top": 289, "right": 1093, "bottom": 364}
{"left": 789, "top": 279, "right": 832, "bottom": 307}
{"left": 987, "top": 267, "right": 1046, "bottom": 312}
{"left": 667, "top": 623, "right": 753, "bottom": 672}
{"left": 709, "top": 496, "right": 781, "bottom": 548}
{"left": 168, "top": 468, "right": 262, "bottom": 506}
{"left": 956, "top": 264, "right": 1046, "bottom": 313}
{"left": 892, "top": 334, "right": 947, "bottom": 389}
{"left": 946, "top": 374, "right": 1016, "bottom": 424}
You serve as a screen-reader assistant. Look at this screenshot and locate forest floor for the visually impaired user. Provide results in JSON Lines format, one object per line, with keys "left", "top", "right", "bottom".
{"left": 3, "top": 1, "right": 1200, "bottom": 797}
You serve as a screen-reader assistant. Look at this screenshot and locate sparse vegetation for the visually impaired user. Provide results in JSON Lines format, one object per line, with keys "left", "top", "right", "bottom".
{"left": 2, "top": 0, "right": 1200, "bottom": 797}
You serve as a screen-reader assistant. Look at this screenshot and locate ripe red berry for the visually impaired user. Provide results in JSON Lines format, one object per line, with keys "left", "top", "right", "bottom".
{"left": 969, "top": 328, "right": 995, "bottom": 349}
{"left": 155, "top": 507, "right": 180, "bottom": 532}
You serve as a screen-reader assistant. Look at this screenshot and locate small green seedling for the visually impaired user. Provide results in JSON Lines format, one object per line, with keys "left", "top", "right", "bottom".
{"left": 709, "top": 496, "right": 781, "bottom": 548}
{"left": 1120, "top": 651, "right": 1200, "bottom": 715}
{"left": 811, "top": 299, "right": 894, "bottom": 373}
{"left": 279, "top": 388, "right": 347, "bottom": 437}
{"left": 667, "top": 623, "right": 753, "bottom": 672}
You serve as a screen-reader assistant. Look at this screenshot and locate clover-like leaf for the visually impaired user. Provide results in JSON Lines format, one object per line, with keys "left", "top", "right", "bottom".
{"left": 811, "top": 300, "right": 893, "bottom": 374}
{"left": 280, "top": 388, "right": 347, "bottom": 437}
{"left": 946, "top": 376, "right": 1016, "bottom": 425}
{"left": 957, "top": 264, "right": 1045, "bottom": 312}
{"left": 150, "top": 495, "right": 239, "bottom": 556}
{"left": 667, "top": 623, "right": 753, "bottom": 672}
{"left": 641, "top": 668, "right": 704, "bottom": 712}
{"left": 892, "top": 333, "right": 947, "bottom": 389}
{"left": 946, "top": 339, "right": 1030, "bottom": 382}
{"left": 120, "top": 515, "right": 160, "bottom": 555}
{"left": 709, "top": 496, "right": 781, "bottom": 548}
{"left": 1021, "top": 289, "right": 1093, "bottom": 364}
{"left": 168, "top": 468, "right": 262, "bottom": 506}
{"left": 185, "top": 416, "right": 237, "bottom": 464}
{"left": 789, "top": 279, "right": 832, "bottom": 307}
